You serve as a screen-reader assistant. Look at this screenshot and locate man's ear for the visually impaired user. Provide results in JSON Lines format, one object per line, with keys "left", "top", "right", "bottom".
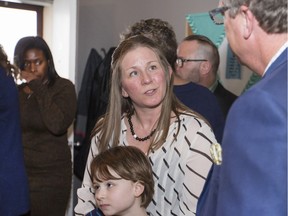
{"left": 133, "top": 181, "right": 145, "bottom": 197}
{"left": 200, "top": 61, "right": 211, "bottom": 76}
{"left": 240, "top": 5, "right": 254, "bottom": 39}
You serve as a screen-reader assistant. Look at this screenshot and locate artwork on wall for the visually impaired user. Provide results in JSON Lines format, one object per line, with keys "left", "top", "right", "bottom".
{"left": 225, "top": 44, "right": 241, "bottom": 79}
{"left": 186, "top": 12, "right": 225, "bottom": 47}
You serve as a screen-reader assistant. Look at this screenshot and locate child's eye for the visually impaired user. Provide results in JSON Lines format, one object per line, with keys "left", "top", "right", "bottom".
{"left": 92, "top": 182, "right": 100, "bottom": 190}
{"left": 93, "top": 184, "right": 100, "bottom": 190}
{"left": 106, "top": 182, "right": 113, "bottom": 188}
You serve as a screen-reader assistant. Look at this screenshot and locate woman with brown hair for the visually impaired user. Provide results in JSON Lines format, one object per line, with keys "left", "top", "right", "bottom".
{"left": 76, "top": 35, "right": 217, "bottom": 216}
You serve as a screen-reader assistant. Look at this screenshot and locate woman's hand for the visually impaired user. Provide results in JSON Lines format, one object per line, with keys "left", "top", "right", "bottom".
{"left": 20, "top": 70, "right": 39, "bottom": 83}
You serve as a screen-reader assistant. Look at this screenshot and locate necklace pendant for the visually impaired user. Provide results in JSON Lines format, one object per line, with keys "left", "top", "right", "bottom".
{"left": 27, "top": 93, "right": 32, "bottom": 99}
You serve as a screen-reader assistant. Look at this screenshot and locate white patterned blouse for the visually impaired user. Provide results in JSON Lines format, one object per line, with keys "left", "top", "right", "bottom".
{"left": 75, "top": 113, "right": 216, "bottom": 216}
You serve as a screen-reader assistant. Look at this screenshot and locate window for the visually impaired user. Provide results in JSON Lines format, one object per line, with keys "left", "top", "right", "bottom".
{"left": 0, "top": 1, "right": 43, "bottom": 63}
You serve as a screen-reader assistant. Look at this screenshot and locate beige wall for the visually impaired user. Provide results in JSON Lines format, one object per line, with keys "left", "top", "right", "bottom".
{"left": 76, "top": 0, "right": 219, "bottom": 91}
{"left": 76, "top": 0, "right": 252, "bottom": 96}
{"left": 43, "top": 1, "right": 77, "bottom": 215}
{"left": 43, "top": 0, "right": 77, "bottom": 83}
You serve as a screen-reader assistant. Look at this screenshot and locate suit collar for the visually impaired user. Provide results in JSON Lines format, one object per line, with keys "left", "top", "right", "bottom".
{"left": 263, "top": 44, "right": 287, "bottom": 77}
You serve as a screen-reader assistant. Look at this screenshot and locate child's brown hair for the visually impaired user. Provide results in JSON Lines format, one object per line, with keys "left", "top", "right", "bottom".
{"left": 90, "top": 146, "right": 154, "bottom": 208}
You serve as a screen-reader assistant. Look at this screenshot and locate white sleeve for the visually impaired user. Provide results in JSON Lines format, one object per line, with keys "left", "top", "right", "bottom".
{"left": 74, "top": 136, "right": 99, "bottom": 215}
{"left": 181, "top": 122, "right": 215, "bottom": 214}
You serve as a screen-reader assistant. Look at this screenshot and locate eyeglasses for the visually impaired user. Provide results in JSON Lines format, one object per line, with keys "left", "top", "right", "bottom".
{"left": 176, "top": 58, "right": 207, "bottom": 68}
{"left": 209, "top": 6, "right": 231, "bottom": 25}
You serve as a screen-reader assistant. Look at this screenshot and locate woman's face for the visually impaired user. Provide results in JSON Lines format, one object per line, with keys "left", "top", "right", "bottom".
{"left": 22, "top": 48, "right": 48, "bottom": 81}
{"left": 120, "top": 46, "right": 168, "bottom": 110}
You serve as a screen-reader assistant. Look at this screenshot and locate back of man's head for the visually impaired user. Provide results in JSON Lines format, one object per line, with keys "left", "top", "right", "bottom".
{"left": 120, "top": 18, "right": 178, "bottom": 70}
{"left": 224, "top": 0, "right": 287, "bottom": 34}
{"left": 182, "top": 34, "right": 220, "bottom": 76}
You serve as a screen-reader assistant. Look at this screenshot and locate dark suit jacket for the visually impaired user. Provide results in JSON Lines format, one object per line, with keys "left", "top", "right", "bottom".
{"left": 173, "top": 82, "right": 225, "bottom": 143}
{"left": 0, "top": 67, "right": 30, "bottom": 215}
{"left": 213, "top": 82, "right": 237, "bottom": 119}
{"left": 197, "top": 48, "right": 287, "bottom": 216}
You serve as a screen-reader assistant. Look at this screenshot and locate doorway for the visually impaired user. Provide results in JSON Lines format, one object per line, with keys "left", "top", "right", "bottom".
{"left": 0, "top": 1, "right": 43, "bottom": 63}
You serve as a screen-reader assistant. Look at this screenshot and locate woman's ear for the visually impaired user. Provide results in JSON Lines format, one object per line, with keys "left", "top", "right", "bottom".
{"left": 122, "top": 88, "right": 129, "bottom": 98}
{"left": 133, "top": 181, "right": 145, "bottom": 197}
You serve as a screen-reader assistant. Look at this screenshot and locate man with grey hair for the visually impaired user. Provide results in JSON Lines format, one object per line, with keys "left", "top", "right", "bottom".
{"left": 197, "top": 0, "right": 287, "bottom": 215}
{"left": 176, "top": 34, "right": 237, "bottom": 118}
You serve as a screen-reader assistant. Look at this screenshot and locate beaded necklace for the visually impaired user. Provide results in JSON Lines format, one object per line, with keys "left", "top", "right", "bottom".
{"left": 127, "top": 114, "right": 156, "bottom": 142}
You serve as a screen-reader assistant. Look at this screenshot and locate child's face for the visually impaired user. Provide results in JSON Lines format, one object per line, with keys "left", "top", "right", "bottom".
{"left": 93, "top": 168, "right": 142, "bottom": 216}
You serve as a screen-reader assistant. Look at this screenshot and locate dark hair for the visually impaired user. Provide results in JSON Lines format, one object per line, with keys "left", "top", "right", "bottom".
{"left": 0, "top": 44, "right": 19, "bottom": 80}
{"left": 183, "top": 34, "right": 220, "bottom": 75}
{"left": 120, "top": 18, "right": 178, "bottom": 71}
{"left": 90, "top": 146, "right": 154, "bottom": 208}
{"left": 14, "top": 36, "right": 59, "bottom": 86}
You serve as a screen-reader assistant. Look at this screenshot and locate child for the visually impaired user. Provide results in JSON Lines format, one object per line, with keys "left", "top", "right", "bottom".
{"left": 90, "top": 146, "right": 154, "bottom": 216}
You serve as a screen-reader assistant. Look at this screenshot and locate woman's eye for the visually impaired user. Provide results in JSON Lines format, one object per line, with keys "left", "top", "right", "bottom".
{"left": 24, "top": 62, "right": 30, "bottom": 68}
{"left": 35, "top": 60, "right": 41, "bottom": 66}
{"left": 129, "top": 71, "right": 138, "bottom": 77}
{"left": 149, "top": 65, "right": 158, "bottom": 71}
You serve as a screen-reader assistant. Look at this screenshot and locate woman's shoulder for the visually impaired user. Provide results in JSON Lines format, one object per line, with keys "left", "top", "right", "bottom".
{"left": 179, "top": 111, "right": 206, "bottom": 122}
{"left": 55, "top": 76, "right": 75, "bottom": 86}
{"left": 53, "top": 77, "right": 76, "bottom": 92}
{"left": 178, "top": 112, "right": 211, "bottom": 130}
{"left": 176, "top": 112, "right": 217, "bottom": 145}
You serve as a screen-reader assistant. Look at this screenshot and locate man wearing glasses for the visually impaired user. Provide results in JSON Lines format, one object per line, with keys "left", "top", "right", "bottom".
{"left": 197, "top": 0, "right": 287, "bottom": 216}
{"left": 173, "top": 55, "right": 225, "bottom": 143}
{"left": 176, "top": 34, "right": 238, "bottom": 119}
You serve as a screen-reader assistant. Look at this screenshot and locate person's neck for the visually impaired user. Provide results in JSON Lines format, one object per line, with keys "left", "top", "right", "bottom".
{"left": 199, "top": 76, "right": 216, "bottom": 90}
{"left": 208, "top": 79, "right": 218, "bottom": 92}
{"left": 132, "top": 107, "right": 161, "bottom": 130}
{"left": 116, "top": 204, "right": 148, "bottom": 216}
{"left": 173, "top": 74, "right": 189, "bottom": 85}
{"left": 133, "top": 208, "right": 148, "bottom": 216}
{"left": 253, "top": 33, "right": 287, "bottom": 76}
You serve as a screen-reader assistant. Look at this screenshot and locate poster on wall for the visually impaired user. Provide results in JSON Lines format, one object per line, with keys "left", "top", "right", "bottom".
{"left": 226, "top": 44, "right": 241, "bottom": 79}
